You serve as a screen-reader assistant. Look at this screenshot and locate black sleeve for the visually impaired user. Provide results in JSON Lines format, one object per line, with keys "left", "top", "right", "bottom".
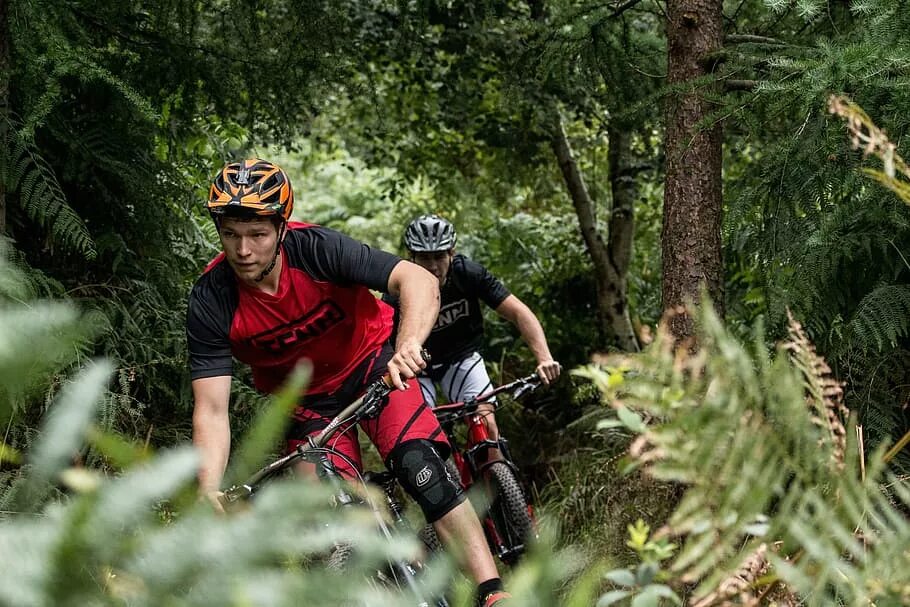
{"left": 286, "top": 226, "right": 401, "bottom": 292}
{"left": 458, "top": 257, "right": 511, "bottom": 309}
{"left": 380, "top": 292, "right": 401, "bottom": 340}
{"left": 186, "top": 274, "right": 235, "bottom": 380}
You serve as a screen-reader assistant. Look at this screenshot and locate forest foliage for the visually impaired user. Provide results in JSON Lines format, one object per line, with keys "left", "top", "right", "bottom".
{"left": 0, "top": 0, "right": 909, "bottom": 604}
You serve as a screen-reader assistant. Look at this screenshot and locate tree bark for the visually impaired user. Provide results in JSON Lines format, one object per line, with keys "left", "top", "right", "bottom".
{"left": 0, "top": 0, "right": 9, "bottom": 236}
{"left": 551, "top": 115, "right": 640, "bottom": 352}
{"left": 606, "top": 125, "right": 641, "bottom": 350}
{"left": 662, "top": 0, "right": 724, "bottom": 343}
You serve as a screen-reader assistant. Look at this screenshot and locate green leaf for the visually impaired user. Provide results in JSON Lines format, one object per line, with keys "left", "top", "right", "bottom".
{"left": 605, "top": 568, "right": 637, "bottom": 587}
{"left": 617, "top": 406, "right": 647, "bottom": 433}
{"left": 0, "top": 442, "right": 22, "bottom": 465}
{"left": 597, "top": 418, "right": 626, "bottom": 430}
{"left": 630, "top": 587, "right": 661, "bottom": 607}
{"left": 636, "top": 562, "right": 658, "bottom": 585}
{"left": 14, "top": 360, "right": 113, "bottom": 510}
{"left": 630, "top": 585, "right": 680, "bottom": 607}
{"left": 88, "top": 448, "right": 199, "bottom": 536}
{"left": 597, "top": 589, "right": 632, "bottom": 606}
{"left": 86, "top": 426, "right": 151, "bottom": 469}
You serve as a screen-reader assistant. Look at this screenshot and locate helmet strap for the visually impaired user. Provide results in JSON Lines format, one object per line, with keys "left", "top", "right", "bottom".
{"left": 254, "top": 221, "right": 287, "bottom": 283}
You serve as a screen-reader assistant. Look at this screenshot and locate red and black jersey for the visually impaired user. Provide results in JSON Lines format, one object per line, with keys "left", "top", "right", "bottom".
{"left": 186, "top": 223, "right": 400, "bottom": 394}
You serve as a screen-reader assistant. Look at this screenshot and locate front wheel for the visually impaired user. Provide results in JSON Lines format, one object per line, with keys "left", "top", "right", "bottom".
{"left": 484, "top": 462, "right": 535, "bottom": 566}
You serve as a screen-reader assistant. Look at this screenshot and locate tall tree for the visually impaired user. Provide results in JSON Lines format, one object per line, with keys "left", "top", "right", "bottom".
{"left": 534, "top": 0, "right": 643, "bottom": 352}
{"left": 661, "top": 0, "right": 724, "bottom": 342}
{"left": 552, "top": 114, "right": 640, "bottom": 351}
{"left": 0, "top": 0, "right": 8, "bottom": 236}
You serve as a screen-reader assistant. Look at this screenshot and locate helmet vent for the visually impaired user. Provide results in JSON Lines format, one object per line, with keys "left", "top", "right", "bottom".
{"left": 404, "top": 214, "right": 457, "bottom": 252}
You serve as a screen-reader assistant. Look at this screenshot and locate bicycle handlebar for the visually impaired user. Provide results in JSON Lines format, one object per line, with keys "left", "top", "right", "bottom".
{"left": 221, "top": 346, "right": 433, "bottom": 504}
{"left": 221, "top": 374, "right": 396, "bottom": 504}
{"left": 431, "top": 373, "right": 542, "bottom": 419}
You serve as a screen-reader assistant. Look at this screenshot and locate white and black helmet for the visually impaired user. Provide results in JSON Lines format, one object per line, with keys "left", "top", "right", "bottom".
{"left": 404, "top": 214, "right": 457, "bottom": 252}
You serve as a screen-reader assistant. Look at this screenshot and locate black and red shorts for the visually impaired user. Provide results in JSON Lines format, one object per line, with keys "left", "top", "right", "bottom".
{"left": 286, "top": 342, "right": 448, "bottom": 478}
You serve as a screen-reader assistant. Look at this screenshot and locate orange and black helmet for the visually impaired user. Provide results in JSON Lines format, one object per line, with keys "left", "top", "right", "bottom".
{"left": 206, "top": 158, "right": 294, "bottom": 222}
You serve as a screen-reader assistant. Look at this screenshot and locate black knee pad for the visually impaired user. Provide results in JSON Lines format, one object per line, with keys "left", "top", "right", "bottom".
{"left": 387, "top": 439, "right": 465, "bottom": 523}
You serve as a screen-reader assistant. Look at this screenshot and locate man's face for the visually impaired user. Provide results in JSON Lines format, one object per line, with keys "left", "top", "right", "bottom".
{"left": 219, "top": 217, "right": 280, "bottom": 284}
{"left": 412, "top": 250, "right": 454, "bottom": 287}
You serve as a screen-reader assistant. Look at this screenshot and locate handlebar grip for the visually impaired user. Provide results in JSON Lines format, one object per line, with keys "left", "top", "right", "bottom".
{"left": 221, "top": 485, "right": 251, "bottom": 504}
{"left": 380, "top": 348, "right": 432, "bottom": 387}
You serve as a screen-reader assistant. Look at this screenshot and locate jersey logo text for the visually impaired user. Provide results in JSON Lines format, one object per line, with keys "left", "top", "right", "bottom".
{"left": 248, "top": 300, "right": 346, "bottom": 352}
{"left": 433, "top": 299, "right": 469, "bottom": 331}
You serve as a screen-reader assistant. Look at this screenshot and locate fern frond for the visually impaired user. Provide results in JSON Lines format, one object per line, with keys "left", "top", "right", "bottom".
{"left": 582, "top": 303, "right": 910, "bottom": 605}
{"left": 783, "top": 310, "right": 849, "bottom": 469}
{"left": 849, "top": 284, "right": 910, "bottom": 350}
{"left": 1, "top": 116, "right": 96, "bottom": 259}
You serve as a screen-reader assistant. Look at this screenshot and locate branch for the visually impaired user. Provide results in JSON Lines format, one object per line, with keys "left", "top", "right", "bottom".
{"left": 724, "top": 79, "right": 759, "bottom": 92}
{"left": 610, "top": 0, "right": 647, "bottom": 18}
{"left": 725, "top": 34, "right": 787, "bottom": 45}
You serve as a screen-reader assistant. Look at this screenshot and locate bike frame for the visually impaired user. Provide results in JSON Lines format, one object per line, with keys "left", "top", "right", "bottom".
{"left": 430, "top": 374, "right": 540, "bottom": 563}
{"left": 432, "top": 373, "right": 538, "bottom": 477}
{"left": 220, "top": 375, "right": 441, "bottom": 607}
{"left": 221, "top": 372, "right": 394, "bottom": 501}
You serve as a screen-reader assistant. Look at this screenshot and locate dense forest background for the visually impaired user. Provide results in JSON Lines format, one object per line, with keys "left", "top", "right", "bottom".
{"left": 1, "top": 0, "right": 909, "bottom": 605}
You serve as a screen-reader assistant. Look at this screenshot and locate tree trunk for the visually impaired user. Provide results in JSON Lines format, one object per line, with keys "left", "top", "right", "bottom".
{"left": 662, "top": 0, "right": 724, "bottom": 343}
{"left": 0, "top": 0, "right": 9, "bottom": 236}
{"left": 551, "top": 115, "right": 640, "bottom": 352}
{"left": 606, "top": 126, "right": 641, "bottom": 350}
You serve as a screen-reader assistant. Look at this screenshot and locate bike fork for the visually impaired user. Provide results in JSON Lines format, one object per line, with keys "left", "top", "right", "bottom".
{"left": 376, "top": 478, "right": 443, "bottom": 607}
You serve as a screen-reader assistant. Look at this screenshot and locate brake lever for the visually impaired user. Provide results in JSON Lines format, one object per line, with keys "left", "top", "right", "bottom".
{"left": 463, "top": 398, "right": 480, "bottom": 414}
{"left": 360, "top": 378, "right": 394, "bottom": 419}
{"left": 512, "top": 380, "right": 541, "bottom": 401}
{"left": 221, "top": 484, "right": 252, "bottom": 504}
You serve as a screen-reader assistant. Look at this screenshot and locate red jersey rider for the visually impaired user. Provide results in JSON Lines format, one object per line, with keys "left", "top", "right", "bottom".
{"left": 186, "top": 159, "right": 512, "bottom": 606}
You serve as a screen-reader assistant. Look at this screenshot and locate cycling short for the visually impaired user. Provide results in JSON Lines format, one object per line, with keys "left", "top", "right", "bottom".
{"left": 419, "top": 351, "right": 495, "bottom": 408}
{"left": 286, "top": 342, "right": 449, "bottom": 478}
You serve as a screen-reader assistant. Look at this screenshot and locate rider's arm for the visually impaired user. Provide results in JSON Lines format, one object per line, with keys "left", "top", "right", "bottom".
{"left": 186, "top": 275, "right": 236, "bottom": 496}
{"left": 287, "top": 227, "right": 438, "bottom": 389}
{"left": 387, "top": 260, "right": 439, "bottom": 389}
{"left": 495, "top": 295, "right": 561, "bottom": 384}
{"left": 192, "top": 375, "right": 232, "bottom": 493}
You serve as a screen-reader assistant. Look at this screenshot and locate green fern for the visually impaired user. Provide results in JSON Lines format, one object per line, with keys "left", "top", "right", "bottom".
{"left": 0, "top": 116, "right": 96, "bottom": 259}
{"left": 849, "top": 284, "right": 910, "bottom": 350}
{"left": 580, "top": 303, "right": 910, "bottom": 605}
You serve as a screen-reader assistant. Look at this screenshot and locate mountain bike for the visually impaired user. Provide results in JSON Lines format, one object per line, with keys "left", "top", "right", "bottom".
{"left": 220, "top": 374, "right": 449, "bottom": 607}
{"left": 422, "top": 374, "right": 542, "bottom": 566}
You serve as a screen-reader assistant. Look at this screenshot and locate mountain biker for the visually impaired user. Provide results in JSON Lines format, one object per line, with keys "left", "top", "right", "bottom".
{"left": 384, "top": 214, "right": 561, "bottom": 452}
{"left": 187, "top": 160, "right": 512, "bottom": 607}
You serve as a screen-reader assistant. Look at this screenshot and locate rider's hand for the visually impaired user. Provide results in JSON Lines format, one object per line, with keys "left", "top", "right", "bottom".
{"left": 535, "top": 359, "right": 561, "bottom": 385}
{"left": 201, "top": 490, "right": 226, "bottom": 514}
{"left": 388, "top": 340, "right": 427, "bottom": 390}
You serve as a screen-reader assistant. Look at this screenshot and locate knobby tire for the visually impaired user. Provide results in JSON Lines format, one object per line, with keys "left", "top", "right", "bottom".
{"left": 485, "top": 461, "right": 534, "bottom": 566}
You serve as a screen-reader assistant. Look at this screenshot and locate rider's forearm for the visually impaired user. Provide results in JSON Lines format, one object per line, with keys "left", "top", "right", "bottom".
{"left": 513, "top": 307, "right": 554, "bottom": 364}
{"left": 498, "top": 296, "right": 554, "bottom": 363}
{"left": 193, "top": 404, "right": 231, "bottom": 493}
{"left": 390, "top": 261, "right": 439, "bottom": 348}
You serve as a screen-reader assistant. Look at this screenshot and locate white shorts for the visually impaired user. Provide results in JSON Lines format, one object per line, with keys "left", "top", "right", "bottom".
{"left": 419, "top": 351, "right": 495, "bottom": 408}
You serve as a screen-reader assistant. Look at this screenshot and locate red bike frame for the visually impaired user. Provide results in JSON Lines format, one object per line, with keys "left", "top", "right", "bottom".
{"left": 431, "top": 374, "right": 540, "bottom": 564}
